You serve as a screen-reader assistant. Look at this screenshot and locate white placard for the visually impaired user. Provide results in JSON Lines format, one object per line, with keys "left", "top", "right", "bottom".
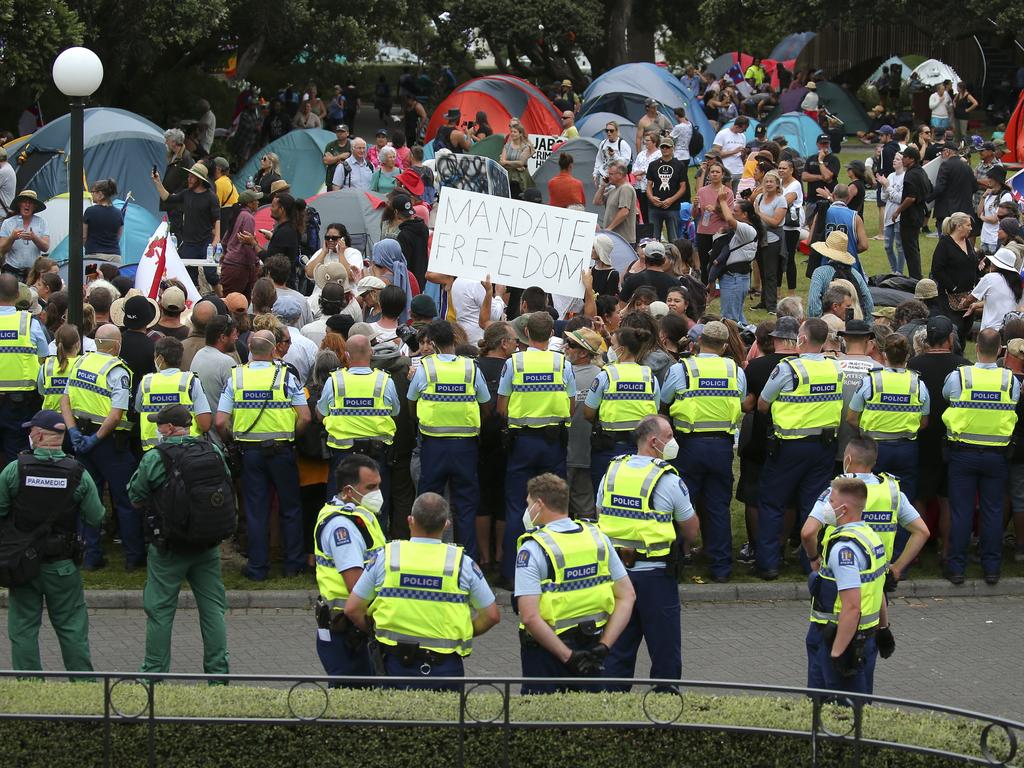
{"left": 428, "top": 187, "right": 597, "bottom": 298}
{"left": 528, "top": 134, "right": 560, "bottom": 175}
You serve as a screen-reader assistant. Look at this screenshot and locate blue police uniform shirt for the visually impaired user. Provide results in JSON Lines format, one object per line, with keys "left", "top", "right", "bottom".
{"left": 809, "top": 473, "right": 920, "bottom": 528}
{"left": 596, "top": 454, "right": 695, "bottom": 572}
{"left": 407, "top": 354, "right": 492, "bottom": 404}
{"left": 514, "top": 517, "right": 627, "bottom": 597}
{"left": 941, "top": 362, "right": 1022, "bottom": 402}
{"left": 659, "top": 352, "right": 748, "bottom": 406}
{"left": 826, "top": 521, "right": 873, "bottom": 592}
{"left": 316, "top": 366, "right": 401, "bottom": 417}
{"left": 62, "top": 352, "right": 131, "bottom": 410}
{"left": 0, "top": 305, "right": 50, "bottom": 357}
{"left": 760, "top": 352, "right": 838, "bottom": 404}
{"left": 848, "top": 367, "right": 930, "bottom": 416}
{"left": 216, "top": 361, "right": 307, "bottom": 413}
{"left": 497, "top": 348, "right": 577, "bottom": 398}
{"left": 133, "top": 368, "right": 212, "bottom": 415}
{"left": 585, "top": 364, "right": 663, "bottom": 410}
{"left": 318, "top": 499, "right": 378, "bottom": 574}
{"left": 352, "top": 537, "right": 496, "bottom": 610}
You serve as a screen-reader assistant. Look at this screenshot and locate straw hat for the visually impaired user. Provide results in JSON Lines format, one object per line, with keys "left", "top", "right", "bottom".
{"left": 10, "top": 190, "right": 46, "bottom": 212}
{"left": 185, "top": 162, "right": 210, "bottom": 185}
{"left": 811, "top": 231, "right": 854, "bottom": 265}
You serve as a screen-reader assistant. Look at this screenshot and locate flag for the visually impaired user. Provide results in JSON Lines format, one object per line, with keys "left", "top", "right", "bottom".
{"left": 1010, "top": 168, "right": 1024, "bottom": 207}
{"left": 135, "top": 221, "right": 201, "bottom": 306}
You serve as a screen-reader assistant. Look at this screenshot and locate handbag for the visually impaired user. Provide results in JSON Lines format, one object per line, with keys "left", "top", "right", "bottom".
{"left": 945, "top": 290, "right": 974, "bottom": 312}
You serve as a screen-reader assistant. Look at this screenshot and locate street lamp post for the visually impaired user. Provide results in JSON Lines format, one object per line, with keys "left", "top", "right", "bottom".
{"left": 52, "top": 47, "right": 103, "bottom": 329}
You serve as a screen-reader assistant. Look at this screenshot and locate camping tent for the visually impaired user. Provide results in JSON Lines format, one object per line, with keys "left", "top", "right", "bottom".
{"left": 912, "top": 58, "right": 961, "bottom": 88}
{"left": 579, "top": 93, "right": 676, "bottom": 128}
{"left": 764, "top": 82, "right": 869, "bottom": 135}
{"left": 722, "top": 118, "right": 760, "bottom": 143}
{"left": 233, "top": 128, "right": 335, "bottom": 200}
{"left": 769, "top": 32, "right": 816, "bottom": 62}
{"left": 576, "top": 112, "right": 638, "bottom": 141}
{"left": 12, "top": 108, "right": 165, "bottom": 214}
{"left": 1002, "top": 90, "right": 1024, "bottom": 163}
{"left": 867, "top": 56, "right": 913, "bottom": 87}
{"left": 44, "top": 195, "right": 161, "bottom": 270}
{"left": 707, "top": 53, "right": 753, "bottom": 79}
{"left": 766, "top": 112, "right": 823, "bottom": 157}
{"left": 531, "top": 138, "right": 602, "bottom": 215}
{"left": 466, "top": 134, "right": 506, "bottom": 161}
{"left": 253, "top": 189, "right": 385, "bottom": 257}
{"left": 425, "top": 76, "right": 561, "bottom": 144}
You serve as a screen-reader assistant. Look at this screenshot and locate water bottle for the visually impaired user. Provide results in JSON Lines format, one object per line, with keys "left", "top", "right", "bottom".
{"left": 213, "top": 244, "right": 223, "bottom": 263}
{"left": 246, "top": 175, "right": 254, "bottom": 190}
{"left": 206, "top": 244, "right": 214, "bottom": 261}
{"left": 170, "top": 234, "right": 178, "bottom": 250}
{"left": 701, "top": 209, "right": 712, "bottom": 227}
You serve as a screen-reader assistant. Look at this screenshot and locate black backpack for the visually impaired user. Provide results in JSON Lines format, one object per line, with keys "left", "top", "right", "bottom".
{"left": 152, "top": 440, "right": 237, "bottom": 549}
{"left": 688, "top": 127, "right": 704, "bottom": 159}
{"left": 221, "top": 203, "right": 242, "bottom": 243}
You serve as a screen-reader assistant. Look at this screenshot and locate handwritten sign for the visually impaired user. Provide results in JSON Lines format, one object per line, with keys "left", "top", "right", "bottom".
{"left": 428, "top": 187, "right": 597, "bottom": 298}
{"left": 528, "top": 134, "right": 560, "bottom": 175}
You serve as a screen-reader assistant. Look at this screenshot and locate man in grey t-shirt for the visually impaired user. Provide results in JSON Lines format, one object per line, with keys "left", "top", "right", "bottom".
{"left": 594, "top": 160, "right": 637, "bottom": 244}
{"left": 0, "top": 148, "right": 15, "bottom": 215}
{"left": 563, "top": 327, "right": 606, "bottom": 518}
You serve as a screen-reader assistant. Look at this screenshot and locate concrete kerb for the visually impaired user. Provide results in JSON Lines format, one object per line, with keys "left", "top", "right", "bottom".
{"left": 1, "top": 578, "right": 1022, "bottom": 610}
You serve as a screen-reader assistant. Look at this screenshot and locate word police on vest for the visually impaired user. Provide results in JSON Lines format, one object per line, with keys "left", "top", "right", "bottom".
{"left": 611, "top": 494, "right": 643, "bottom": 509}
{"left": 428, "top": 187, "right": 598, "bottom": 298}
{"left": 400, "top": 574, "right": 443, "bottom": 590}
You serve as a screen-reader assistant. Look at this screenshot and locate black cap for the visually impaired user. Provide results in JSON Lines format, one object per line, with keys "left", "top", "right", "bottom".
{"left": 375, "top": 128, "right": 389, "bottom": 137}
{"left": 392, "top": 193, "right": 414, "bottom": 216}
{"left": 147, "top": 404, "right": 192, "bottom": 427}
{"left": 817, "top": 133, "right": 831, "bottom": 144}
{"left": 326, "top": 314, "right": 355, "bottom": 336}
{"left": 838, "top": 319, "right": 872, "bottom": 336}
{"left": 926, "top": 315, "right": 955, "bottom": 345}
{"left": 755, "top": 124, "right": 767, "bottom": 136}
{"left": 981, "top": 141, "right": 997, "bottom": 152}
{"left": 22, "top": 410, "right": 66, "bottom": 432}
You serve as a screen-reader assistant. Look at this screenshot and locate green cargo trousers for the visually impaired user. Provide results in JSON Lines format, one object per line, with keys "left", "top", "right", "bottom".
{"left": 8, "top": 559, "right": 92, "bottom": 673}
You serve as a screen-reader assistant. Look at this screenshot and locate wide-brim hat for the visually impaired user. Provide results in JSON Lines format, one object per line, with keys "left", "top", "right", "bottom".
{"left": 11, "top": 190, "right": 45, "bottom": 212}
{"left": 111, "top": 289, "right": 159, "bottom": 328}
{"left": 986, "top": 247, "right": 1018, "bottom": 273}
{"left": 811, "top": 231, "right": 854, "bottom": 265}
{"left": 185, "top": 162, "right": 210, "bottom": 185}
{"left": 270, "top": 179, "right": 291, "bottom": 195}
{"left": 395, "top": 169, "right": 425, "bottom": 197}
{"left": 314, "top": 260, "right": 349, "bottom": 290}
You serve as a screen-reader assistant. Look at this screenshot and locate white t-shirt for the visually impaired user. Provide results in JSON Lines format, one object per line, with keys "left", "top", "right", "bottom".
{"left": 48, "top": 336, "right": 97, "bottom": 355}
{"left": 782, "top": 179, "right": 804, "bottom": 230}
{"left": 725, "top": 221, "right": 759, "bottom": 266}
{"left": 593, "top": 137, "right": 633, "bottom": 179}
{"left": 881, "top": 171, "right": 904, "bottom": 224}
{"left": 982, "top": 192, "right": 1013, "bottom": 247}
{"left": 929, "top": 92, "right": 953, "bottom": 120}
{"left": 712, "top": 128, "right": 746, "bottom": 175}
{"left": 670, "top": 122, "right": 692, "bottom": 162}
{"left": 448, "top": 277, "right": 506, "bottom": 344}
{"left": 972, "top": 272, "right": 1019, "bottom": 330}
{"left": 632, "top": 148, "right": 659, "bottom": 191}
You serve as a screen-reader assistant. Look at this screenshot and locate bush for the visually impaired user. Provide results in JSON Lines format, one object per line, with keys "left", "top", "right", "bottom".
{"left": 0, "top": 680, "right": 1003, "bottom": 768}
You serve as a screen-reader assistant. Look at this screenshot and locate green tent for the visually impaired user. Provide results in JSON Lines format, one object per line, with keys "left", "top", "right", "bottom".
{"left": 765, "top": 82, "right": 871, "bottom": 136}
{"left": 468, "top": 134, "right": 506, "bottom": 161}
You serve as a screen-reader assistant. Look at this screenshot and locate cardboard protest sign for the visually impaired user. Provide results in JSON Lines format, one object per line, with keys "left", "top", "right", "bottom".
{"left": 528, "top": 134, "right": 560, "bottom": 175}
{"left": 435, "top": 153, "right": 511, "bottom": 197}
{"left": 428, "top": 187, "right": 597, "bottom": 298}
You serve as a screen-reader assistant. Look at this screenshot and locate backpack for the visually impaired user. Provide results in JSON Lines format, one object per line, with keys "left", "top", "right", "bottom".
{"left": 221, "top": 203, "right": 242, "bottom": 243}
{"left": 152, "top": 440, "right": 237, "bottom": 549}
{"left": 305, "top": 206, "right": 322, "bottom": 255}
{"left": 688, "top": 128, "right": 704, "bottom": 159}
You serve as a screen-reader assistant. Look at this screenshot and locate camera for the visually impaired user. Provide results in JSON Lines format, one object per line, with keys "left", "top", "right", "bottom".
{"left": 396, "top": 324, "right": 419, "bottom": 353}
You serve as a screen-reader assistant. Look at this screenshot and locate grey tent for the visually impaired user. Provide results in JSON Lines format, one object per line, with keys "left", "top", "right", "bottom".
{"left": 531, "top": 137, "right": 602, "bottom": 215}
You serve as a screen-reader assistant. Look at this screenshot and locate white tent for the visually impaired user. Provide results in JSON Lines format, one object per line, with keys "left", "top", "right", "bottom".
{"left": 911, "top": 58, "right": 961, "bottom": 88}
{"left": 867, "top": 56, "right": 913, "bottom": 86}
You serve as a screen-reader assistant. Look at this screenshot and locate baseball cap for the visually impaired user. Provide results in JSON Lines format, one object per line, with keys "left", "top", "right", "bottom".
{"left": 238, "top": 189, "right": 263, "bottom": 205}
{"left": 224, "top": 292, "right": 249, "bottom": 313}
{"left": 354, "top": 276, "right": 386, "bottom": 296}
{"left": 273, "top": 296, "right": 304, "bottom": 322}
{"left": 816, "top": 133, "right": 830, "bottom": 144}
{"left": 147, "top": 404, "right": 192, "bottom": 427}
{"left": 701, "top": 320, "right": 729, "bottom": 342}
{"left": 644, "top": 97, "right": 659, "bottom": 106}
{"left": 410, "top": 294, "right": 437, "bottom": 318}
{"left": 334, "top": 123, "right": 349, "bottom": 132}
{"left": 658, "top": 137, "right": 675, "bottom": 148}
{"left": 981, "top": 141, "right": 997, "bottom": 152}
{"left": 871, "top": 306, "right": 896, "bottom": 320}
{"left": 769, "top": 316, "right": 800, "bottom": 339}
{"left": 566, "top": 328, "right": 606, "bottom": 354}
{"left": 348, "top": 321, "right": 379, "bottom": 342}
{"left": 914, "top": 278, "right": 938, "bottom": 300}
{"left": 160, "top": 286, "right": 186, "bottom": 311}
{"left": 838, "top": 319, "right": 872, "bottom": 336}
{"left": 1007, "top": 338, "right": 1024, "bottom": 360}
{"left": 643, "top": 240, "right": 666, "bottom": 261}
{"left": 22, "top": 410, "right": 65, "bottom": 432}
{"left": 754, "top": 124, "right": 767, "bottom": 136}
{"left": 392, "top": 193, "right": 414, "bottom": 216}
{"left": 375, "top": 128, "right": 389, "bottom": 137}
{"left": 925, "top": 315, "right": 955, "bottom": 345}
{"left": 649, "top": 301, "right": 669, "bottom": 318}
{"left": 878, "top": 125, "right": 895, "bottom": 136}
{"left": 512, "top": 313, "right": 531, "bottom": 345}
{"left": 561, "top": 79, "right": 572, "bottom": 87}
{"left": 320, "top": 282, "right": 347, "bottom": 306}
{"left": 212, "top": 156, "right": 230, "bottom": 171}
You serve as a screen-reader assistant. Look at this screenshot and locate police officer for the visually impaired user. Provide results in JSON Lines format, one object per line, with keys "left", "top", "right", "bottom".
{"left": 804, "top": 476, "right": 889, "bottom": 695}
{"left": 312, "top": 453, "right": 387, "bottom": 681}
{"left": 584, "top": 326, "right": 660, "bottom": 493}
{"left": 596, "top": 414, "right": 698, "bottom": 689}
{"left": 660, "top": 320, "right": 745, "bottom": 582}
{"left": 126, "top": 404, "right": 231, "bottom": 676}
{"left": 60, "top": 324, "right": 142, "bottom": 571}
{"left": 345, "top": 492, "right": 499, "bottom": 690}
{"left": 317, "top": 334, "right": 400, "bottom": 501}
{"left": 756, "top": 317, "right": 844, "bottom": 579}
{"left": 0, "top": 410, "right": 104, "bottom": 672}
{"left": 135, "top": 337, "right": 212, "bottom": 451}
{"left": 801, "top": 437, "right": 929, "bottom": 693}
{"left": 0, "top": 274, "right": 49, "bottom": 464}
{"left": 515, "top": 473, "right": 635, "bottom": 694}
{"left": 499, "top": 312, "right": 576, "bottom": 588}
{"left": 407, "top": 320, "right": 490, "bottom": 560}
{"left": 215, "top": 329, "right": 311, "bottom": 581}
{"left": 38, "top": 325, "right": 81, "bottom": 413}
{"left": 941, "top": 328, "right": 1019, "bottom": 585}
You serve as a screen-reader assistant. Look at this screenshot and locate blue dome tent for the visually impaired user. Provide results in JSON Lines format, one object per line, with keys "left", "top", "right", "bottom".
{"left": 765, "top": 112, "right": 823, "bottom": 157}
{"left": 233, "top": 128, "right": 336, "bottom": 200}
{"left": 576, "top": 112, "right": 638, "bottom": 141}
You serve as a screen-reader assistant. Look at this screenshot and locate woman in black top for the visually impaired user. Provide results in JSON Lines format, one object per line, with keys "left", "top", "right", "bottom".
{"left": 931, "top": 211, "right": 980, "bottom": 340}
{"left": 254, "top": 152, "right": 283, "bottom": 196}
{"left": 83, "top": 178, "right": 123, "bottom": 264}
{"left": 845, "top": 160, "right": 868, "bottom": 218}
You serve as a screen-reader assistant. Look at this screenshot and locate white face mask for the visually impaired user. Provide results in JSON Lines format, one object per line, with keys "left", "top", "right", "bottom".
{"left": 358, "top": 489, "right": 385, "bottom": 515}
{"left": 822, "top": 501, "right": 846, "bottom": 528}
{"left": 658, "top": 437, "right": 679, "bottom": 462}
{"left": 522, "top": 503, "right": 539, "bottom": 532}
{"left": 842, "top": 457, "right": 851, "bottom": 475}
{"left": 606, "top": 347, "right": 619, "bottom": 364}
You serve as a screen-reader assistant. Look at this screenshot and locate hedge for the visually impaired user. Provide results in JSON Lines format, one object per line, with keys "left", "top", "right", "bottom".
{"left": 0, "top": 681, "right": 1009, "bottom": 768}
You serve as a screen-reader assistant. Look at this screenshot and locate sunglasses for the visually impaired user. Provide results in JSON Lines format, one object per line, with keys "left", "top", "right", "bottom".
{"left": 562, "top": 115, "right": 573, "bottom": 120}
{"left": 324, "top": 235, "right": 341, "bottom": 241}
{"left": 605, "top": 128, "right": 616, "bottom": 133}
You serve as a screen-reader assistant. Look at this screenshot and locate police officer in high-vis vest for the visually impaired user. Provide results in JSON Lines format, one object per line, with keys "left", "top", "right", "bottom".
{"left": 756, "top": 318, "right": 844, "bottom": 579}
{"left": 317, "top": 333, "right": 399, "bottom": 501}
{"left": 846, "top": 332, "right": 929, "bottom": 505}
{"left": 801, "top": 438, "right": 929, "bottom": 693}
{"left": 584, "top": 326, "right": 659, "bottom": 495}
{"left": 804, "top": 476, "right": 889, "bottom": 694}
{"left": 941, "top": 328, "right": 1019, "bottom": 585}
{"left": 135, "top": 337, "right": 211, "bottom": 451}
{"left": 215, "top": 329, "right": 311, "bottom": 581}
{"left": 38, "top": 325, "right": 81, "bottom": 413}
{"left": 313, "top": 453, "right": 387, "bottom": 681}
{"left": 498, "top": 312, "right": 576, "bottom": 588}
{"left": 408, "top": 320, "right": 490, "bottom": 561}
{"left": 1, "top": 410, "right": 105, "bottom": 672}
{"left": 0, "top": 274, "right": 49, "bottom": 464}
{"left": 596, "top": 415, "right": 699, "bottom": 689}
{"left": 660, "top": 321, "right": 745, "bottom": 582}
{"left": 515, "top": 473, "right": 635, "bottom": 694}
{"left": 345, "top": 492, "right": 499, "bottom": 690}
{"left": 60, "top": 324, "right": 142, "bottom": 571}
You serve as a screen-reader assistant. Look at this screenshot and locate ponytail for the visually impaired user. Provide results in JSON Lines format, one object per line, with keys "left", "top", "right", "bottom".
{"left": 54, "top": 324, "right": 81, "bottom": 373}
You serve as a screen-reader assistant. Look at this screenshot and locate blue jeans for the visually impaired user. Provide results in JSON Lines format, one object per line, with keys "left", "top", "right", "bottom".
{"left": 417, "top": 436, "right": 480, "bottom": 561}
{"left": 240, "top": 443, "right": 305, "bottom": 579}
{"left": 604, "top": 568, "right": 681, "bottom": 690}
{"left": 947, "top": 448, "right": 1008, "bottom": 577}
{"left": 78, "top": 434, "right": 143, "bottom": 568}
{"left": 718, "top": 271, "right": 749, "bottom": 325}
{"left": 883, "top": 222, "right": 904, "bottom": 274}
{"left": 674, "top": 436, "right": 734, "bottom": 580}
{"left": 648, "top": 208, "right": 679, "bottom": 242}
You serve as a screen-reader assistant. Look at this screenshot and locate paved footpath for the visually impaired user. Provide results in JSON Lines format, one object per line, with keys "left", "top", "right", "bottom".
{"left": 2, "top": 595, "right": 1021, "bottom": 720}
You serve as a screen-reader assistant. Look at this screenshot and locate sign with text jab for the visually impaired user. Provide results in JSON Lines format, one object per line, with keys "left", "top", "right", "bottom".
{"left": 428, "top": 187, "right": 597, "bottom": 298}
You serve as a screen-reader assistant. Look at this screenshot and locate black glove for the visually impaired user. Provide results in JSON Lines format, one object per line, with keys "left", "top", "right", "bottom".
{"left": 884, "top": 570, "right": 898, "bottom": 594}
{"left": 876, "top": 626, "right": 895, "bottom": 659}
{"left": 566, "top": 649, "right": 591, "bottom": 675}
{"left": 831, "top": 650, "right": 857, "bottom": 678}
{"left": 585, "top": 643, "right": 610, "bottom": 674}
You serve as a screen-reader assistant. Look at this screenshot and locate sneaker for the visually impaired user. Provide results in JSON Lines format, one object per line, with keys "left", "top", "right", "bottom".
{"left": 737, "top": 542, "right": 756, "bottom": 564}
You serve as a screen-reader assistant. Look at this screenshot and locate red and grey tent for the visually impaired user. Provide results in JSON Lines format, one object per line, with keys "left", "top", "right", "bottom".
{"left": 425, "top": 75, "right": 562, "bottom": 142}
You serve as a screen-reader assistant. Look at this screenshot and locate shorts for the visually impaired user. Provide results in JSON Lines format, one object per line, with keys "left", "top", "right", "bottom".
{"left": 930, "top": 116, "right": 951, "bottom": 130}
{"left": 736, "top": 457, "right": 763, "bottom": 505}
{"left": 915, "top": 461, "right": 949, "bottom": 500}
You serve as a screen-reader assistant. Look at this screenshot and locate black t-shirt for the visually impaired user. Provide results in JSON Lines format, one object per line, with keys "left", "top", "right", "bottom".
{"left": 477, "top": 355, "right": 506, "bottom": 451}
{"left": 646, "top": 158, "right": 688, "bottom": 208}
{"left": 804, "top": 152, "right": 841, "bottom": 202}
{"left": 908, "top": 351, "right": 969, "bottom": 465}
{"left": 619, "top": 269, "right": 680, "bottom": 302}
{"left": 848, "top": 179, "right": 865, "bottom": 218}
{"left": 152, "top": 323, "right": 190, "bottom": 341}
{"left": 900, "top": 165, "right": 932, "bottom": 228}
{"left": 119, "top": 330, "right": 157, "bottom": 405}
{"left": 591, "top": 267, "right": 620, "bottom": 297}
{"left": 1010, "top": 369, "right": 1024, "bottom": 463}
{"left": 167, "top": 188, "right": 220, "bottom": 246}
{"left": 741, "top": 352, "right": 791, "bottom": 463}
{"left": 264, "top": 222, "right": 300, "bottom": 262}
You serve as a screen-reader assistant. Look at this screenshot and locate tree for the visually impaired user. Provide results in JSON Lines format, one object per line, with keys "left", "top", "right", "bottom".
{"left": 0, "top": 0, "right": 83, "bottom": 100}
